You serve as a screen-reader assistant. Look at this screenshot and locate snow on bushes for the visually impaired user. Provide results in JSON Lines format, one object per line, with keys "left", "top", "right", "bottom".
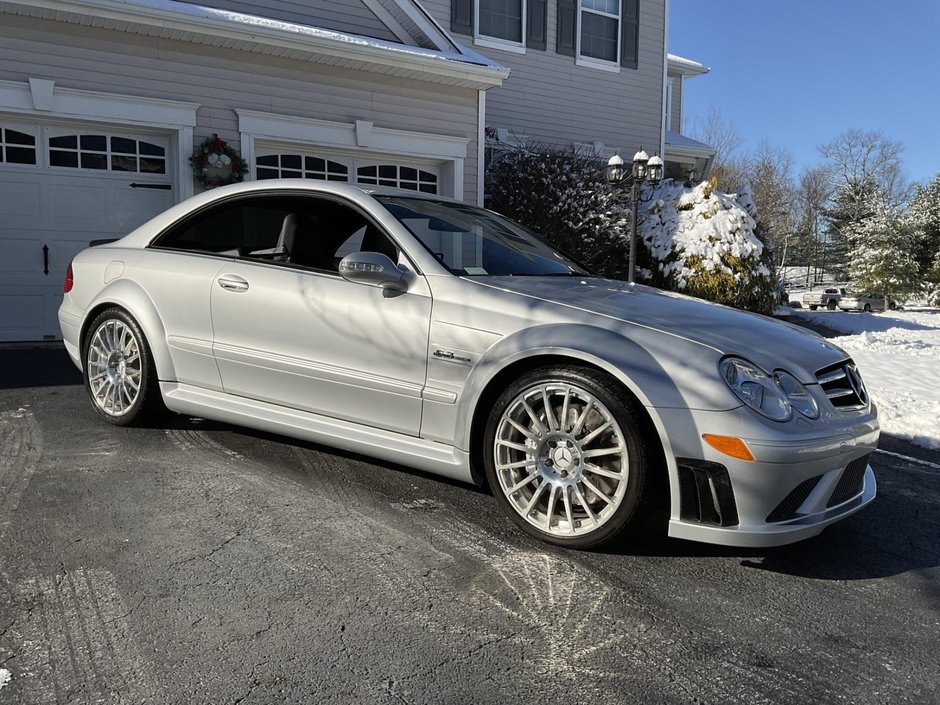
{"left": 639, "top": 180, "right": 778, "bottom": 314}
{"left": 485, "top": 143, "right": 777, "bottom": 313}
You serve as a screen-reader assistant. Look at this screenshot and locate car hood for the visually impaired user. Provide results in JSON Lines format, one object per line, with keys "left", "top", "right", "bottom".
{"left": 479, "top": 277, "right": 848, "bottom": 383}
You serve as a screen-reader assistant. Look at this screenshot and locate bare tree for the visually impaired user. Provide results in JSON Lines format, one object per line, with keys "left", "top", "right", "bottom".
{"left": 748, "top": 140, "right": 797, "bottom": 266}
{"left": 793, "top": 166, "right": 833, "bottom": 285}
{"left": 690, "top": 105, "right": 750, "bottom": 192}
{"left": 819, "top": 129, "right": 908, "bottom": 214}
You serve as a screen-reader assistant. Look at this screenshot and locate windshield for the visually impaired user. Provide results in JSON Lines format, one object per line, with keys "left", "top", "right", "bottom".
{"left": 376, "top": 196, "right": 591, "bottom": 277}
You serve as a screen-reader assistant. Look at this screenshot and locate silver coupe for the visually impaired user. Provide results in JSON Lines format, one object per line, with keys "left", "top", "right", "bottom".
{"left": 59, "top": 181, "right": 879, "bottom": 549}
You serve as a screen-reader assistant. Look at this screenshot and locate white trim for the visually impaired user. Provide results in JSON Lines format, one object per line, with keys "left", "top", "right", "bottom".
{"left": 477, "top": 89, "right": 486, "bottom": 207}
{"left": 6, "top": 0, "right": 509, "bottom": 90}
{"left": 360, "top": 0, "right": 415, "bottom": 46}
{"left": 237, "top": 110, "right": 468, "bottom": 199}
{"left": 391, "top": 0, "right": 463, "bottom": 53}
{"left": 474, "top": 36, "right": 527, "bottom": 55}
{"left": 575, "top": 57, "right": 621, "bottom": 73}
{"left": 0, "top": 79, "right": 198, "bottom": 199}
{"left": 236, "top": 110, "right": 469, "bottom": 160}
{"left": 661, "top": 0, "right": 670, "bottom": 159}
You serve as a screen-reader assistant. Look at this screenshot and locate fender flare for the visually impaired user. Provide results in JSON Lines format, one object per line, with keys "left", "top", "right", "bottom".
{"left": 452, "top": 323, "right": 703, "bottom": 451}
{"left": 81, "top": 279, "right": 176, "bottom": 382}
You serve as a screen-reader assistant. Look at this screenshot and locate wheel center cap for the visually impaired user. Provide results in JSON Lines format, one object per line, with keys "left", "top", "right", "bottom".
{"left": 552, "top": 446, "right": 575, "bottom": 470}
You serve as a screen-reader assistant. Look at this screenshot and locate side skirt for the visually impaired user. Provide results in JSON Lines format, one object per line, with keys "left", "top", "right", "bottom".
{"left": 160, "top": 382, "right": 474, "bottom": 483}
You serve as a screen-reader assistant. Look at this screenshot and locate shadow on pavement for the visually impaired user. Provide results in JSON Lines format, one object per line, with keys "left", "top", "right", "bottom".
{"left": 0, "top": 344, "right": 82, "bottom": 389}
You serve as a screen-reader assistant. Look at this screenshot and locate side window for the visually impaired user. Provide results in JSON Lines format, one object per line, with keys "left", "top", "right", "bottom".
{"left": 151, "top": 197, "right": 293, "bottom": 255}
{"left": 151, "top": 196, "right": 400, "bottom": 272}
{"left": 282, "top": 203, "right": 399, "bottom": 272}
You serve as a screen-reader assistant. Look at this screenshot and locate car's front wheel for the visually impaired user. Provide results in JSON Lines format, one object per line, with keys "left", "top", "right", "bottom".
{"left": 483, "top": 366, "right": 651, "bottom": 549}
{"left": 83, "top": 308, "right": 163, "bottom": 426}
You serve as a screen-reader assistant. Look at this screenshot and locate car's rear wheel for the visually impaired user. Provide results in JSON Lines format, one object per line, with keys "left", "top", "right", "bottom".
{"left": 483, "top": 366, "right": 650, "bottom": 549}
{"left": 809, "top": 305, "right": 818, "bottom": 310}
{"left": 83, "top": 308, "right": 163, "bottom": 426}
{"left": 827, "top": 300, "right": 837, "bottom": 310}
{"left": 863, "top": 304, "right": 872, "bottom": 312}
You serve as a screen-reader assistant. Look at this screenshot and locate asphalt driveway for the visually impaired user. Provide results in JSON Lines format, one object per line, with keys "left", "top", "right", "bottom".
{"left": 0, "top": 345, "right": 937, "bottom": 704}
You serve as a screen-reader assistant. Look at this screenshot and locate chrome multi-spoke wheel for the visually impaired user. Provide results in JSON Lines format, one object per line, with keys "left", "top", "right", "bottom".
{"left": 83, "top": 308, "right": 162, "bottom": 426}
{"left": 484, "top": 367, "right": 648, "bottom": 548}
{"left": 87, "top": 319, "right": 142, "bottom": 416}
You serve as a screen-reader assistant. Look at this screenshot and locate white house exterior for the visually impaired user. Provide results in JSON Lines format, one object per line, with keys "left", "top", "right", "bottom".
{"left": 0, "top": 0, "right": 508, "bottom": 341}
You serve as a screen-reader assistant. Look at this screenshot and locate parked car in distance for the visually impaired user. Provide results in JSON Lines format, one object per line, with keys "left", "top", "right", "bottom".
{"left": 838, "top": 292, "right": 895, "bottom": 313}
{"left": 59, "top": 181, "right": 879, "bottom": 550}
{"left": 803, "top": 288, "right": 849, "bottom": 310}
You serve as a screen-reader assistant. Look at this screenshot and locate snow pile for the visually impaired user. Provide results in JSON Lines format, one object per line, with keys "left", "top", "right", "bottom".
{"left": 638, "top": 180, "right": 776, "bottom": 313}
{"left": 0, "top": 669, "right": 10, "bottom": 690}
{"left": 789, "top": 309, "right": 940, "bottom": 450}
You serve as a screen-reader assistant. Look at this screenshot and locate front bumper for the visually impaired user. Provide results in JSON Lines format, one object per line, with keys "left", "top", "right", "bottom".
{"left": 657, "top": 406, "right": 879, "bottom": 548}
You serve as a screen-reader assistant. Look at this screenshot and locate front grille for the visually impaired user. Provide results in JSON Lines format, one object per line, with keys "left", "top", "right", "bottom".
{"left": 816, "top": 360, "right": 869, "bottom": 409}
{"left": 677, "top": 459, "right": 739, "bottom": 527}
{"left": 766, "top": 475, "right": 823, "bottom": 523}
{"left": 827, "top": 454, "right": 870, "bottom": 507}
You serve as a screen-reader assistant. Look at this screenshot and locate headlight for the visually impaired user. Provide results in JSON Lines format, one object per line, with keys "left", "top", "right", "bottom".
{"left": 773, "top": 370, "right": 819, "bottom": 419}
{"left": 720, "top": 358, "right": 821, "bottom": 422}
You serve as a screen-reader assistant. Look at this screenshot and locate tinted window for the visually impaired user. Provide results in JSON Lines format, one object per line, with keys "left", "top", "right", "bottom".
{"left": 151, "top": 195, "right": 400, "bottom": 272}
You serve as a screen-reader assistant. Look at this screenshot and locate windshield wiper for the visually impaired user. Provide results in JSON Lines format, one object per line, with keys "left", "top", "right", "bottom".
{"left": 507, "top": 271, "right": 588, "bottom": 277}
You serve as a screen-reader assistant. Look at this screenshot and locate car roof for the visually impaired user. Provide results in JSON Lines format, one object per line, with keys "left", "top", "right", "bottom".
{"left": 196, "top": 178, "right": 460, "bottom": 204}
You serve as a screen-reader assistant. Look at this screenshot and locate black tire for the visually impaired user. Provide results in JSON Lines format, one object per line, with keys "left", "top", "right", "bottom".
{"left": 483, "top": 366, "right": 652, "bottom": 549}
{"left": 827, "top": 300, "right": 837, "bottom": 310}
{"left": 809, "top": 305, "right": 818, "bottom": 311}
{"left": 82, "top": 307, "right": 164, "bottom": 426}
{"left": 863, "top": 304, "right": 872, "bottom": 312}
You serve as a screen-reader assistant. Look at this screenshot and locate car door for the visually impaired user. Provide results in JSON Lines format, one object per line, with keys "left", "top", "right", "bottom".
{"left": 209, "top": 194, "right": 432, "bottom": 436}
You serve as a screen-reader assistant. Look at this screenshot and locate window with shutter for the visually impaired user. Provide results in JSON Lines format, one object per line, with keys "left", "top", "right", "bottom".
{"left": 578, "top": 0, "right": 621, "bottom": 66}
{"left": 474, "top": 0, "right": 527, "bottom": 52}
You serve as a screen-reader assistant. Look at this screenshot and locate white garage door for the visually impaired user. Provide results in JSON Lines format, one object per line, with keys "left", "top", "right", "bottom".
{"left": 0, "top": 121, "right": 175, "bottom": 341}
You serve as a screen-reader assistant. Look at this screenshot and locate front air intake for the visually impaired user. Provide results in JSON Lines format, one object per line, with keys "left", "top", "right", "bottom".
{"left": 677, "top": 459, "right": 739, "bottom": 527}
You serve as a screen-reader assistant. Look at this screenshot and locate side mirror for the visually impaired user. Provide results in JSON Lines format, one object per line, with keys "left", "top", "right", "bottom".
{"left": 338, "top": 251, "right": 407, "bottom": 292}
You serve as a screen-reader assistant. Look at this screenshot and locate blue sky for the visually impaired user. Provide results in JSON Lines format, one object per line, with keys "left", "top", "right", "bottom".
{"left": 668, "top": 0, "right": 940, "bottom": 186}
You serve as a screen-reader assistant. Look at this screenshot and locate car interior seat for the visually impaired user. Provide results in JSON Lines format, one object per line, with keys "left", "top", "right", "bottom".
{"left": 360, "top": 225, "right": 399, "bottom": 263}
{"left": 278, "top": 213, "right": 332, "bottom": 269}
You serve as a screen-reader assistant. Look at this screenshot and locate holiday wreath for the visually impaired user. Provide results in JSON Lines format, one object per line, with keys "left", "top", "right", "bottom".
{"left": 190, "top": 133, "right": 249, "bottom": 189}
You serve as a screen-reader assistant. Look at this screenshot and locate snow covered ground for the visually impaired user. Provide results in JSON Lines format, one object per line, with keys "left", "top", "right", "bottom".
{"left": 782, "top": 308, "right": 940, "bottom": 450}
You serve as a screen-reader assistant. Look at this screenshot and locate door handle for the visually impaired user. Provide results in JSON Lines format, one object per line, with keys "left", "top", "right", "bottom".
{"left": 43, "top": 243, "right": 49, "bottom": 275}
{"left": 217, "top": 275, "right": 249, "bottom": 292}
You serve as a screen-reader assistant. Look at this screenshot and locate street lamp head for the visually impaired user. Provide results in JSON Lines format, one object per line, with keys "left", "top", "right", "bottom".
{"left": 606, "top": 153, "right": 625, "bottom": 184}
{"left": 647, "top": 155, "right": 664, "bottom": 185}
{"left": 632, "top": 149, "right": 649, "bottom": 181}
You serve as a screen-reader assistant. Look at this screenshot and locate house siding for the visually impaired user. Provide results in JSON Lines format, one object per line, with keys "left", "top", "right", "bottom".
{"left": 422, "top": 0, "right": 665, "bottom": 154}
{"left": 0, "top": 13, "right": 480, "bottom": 202}
{"left": 669, "top": 75, "right": 682, "bottom": 133}
{"left": 188, "top": 0, "right": 402, "bottom": 43}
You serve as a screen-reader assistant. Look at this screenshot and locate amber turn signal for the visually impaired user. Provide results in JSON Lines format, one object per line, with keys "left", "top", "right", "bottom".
{"left": 702, "top": 434, "right": 756, "bottom": 462}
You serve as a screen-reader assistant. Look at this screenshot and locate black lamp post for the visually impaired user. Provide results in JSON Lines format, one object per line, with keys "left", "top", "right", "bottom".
{"left": 606, "top": 149, "right": 664, "bottom": 284}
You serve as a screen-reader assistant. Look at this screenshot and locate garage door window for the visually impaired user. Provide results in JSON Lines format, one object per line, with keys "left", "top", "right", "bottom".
{"left": 0, "top": 127, "right": 37, "bottom": 165}
{"left": 255, "top": 154, "right": 349, "bottom": 181}
{"left": 48, "top": 134, "right": 166, "bottom": 174}
{"left": 356, "top": 165, "right": 438, "bottom": 193}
